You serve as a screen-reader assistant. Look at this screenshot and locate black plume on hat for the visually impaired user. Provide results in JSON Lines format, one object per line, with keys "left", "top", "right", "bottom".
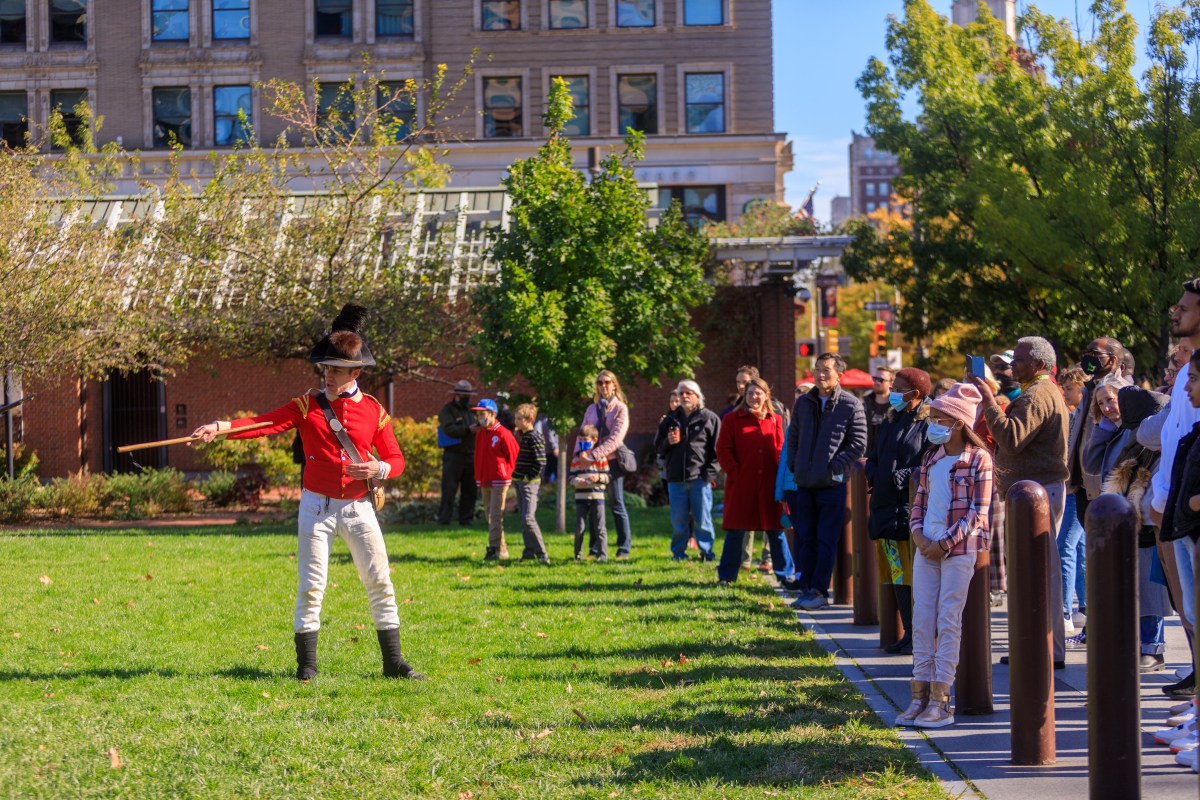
{"left": 309, "top": 303, "right": 375, "bottom": 368}
{"left": 331, "top": 303, "right": 368, "bottom": 333}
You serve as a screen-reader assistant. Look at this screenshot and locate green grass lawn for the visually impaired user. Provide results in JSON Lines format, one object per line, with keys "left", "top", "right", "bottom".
{"left": 0, "top": 506, "right": 947, "bottom": 799}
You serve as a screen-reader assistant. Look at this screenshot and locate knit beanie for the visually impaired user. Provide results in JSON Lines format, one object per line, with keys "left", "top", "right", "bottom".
{"left": 895, "top": 367, "right": 932, "bottom": 399}
{"left": 1117, "top": 386, "right": 1167, "bottom": 429}
{"left": 929, "top": 383, "right": 983, "bottom": 428}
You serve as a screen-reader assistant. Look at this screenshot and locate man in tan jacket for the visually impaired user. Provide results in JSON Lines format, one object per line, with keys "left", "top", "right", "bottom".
{"left": 972, "top": 335, "right": 1070, "bottom": 666}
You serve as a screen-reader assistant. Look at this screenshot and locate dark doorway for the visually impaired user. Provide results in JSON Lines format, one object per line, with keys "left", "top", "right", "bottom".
{"left": 103, "top": 370, "right": 166, "bottom": 473}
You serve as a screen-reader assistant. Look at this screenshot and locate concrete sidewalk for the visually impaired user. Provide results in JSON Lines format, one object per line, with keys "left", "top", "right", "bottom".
{"left": 787, "top": 591, "right": 1199, "bottom": 799}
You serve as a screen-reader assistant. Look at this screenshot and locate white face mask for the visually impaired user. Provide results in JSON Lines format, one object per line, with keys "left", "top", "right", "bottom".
{"left": 926, "top": 422, "right": 954, "bottom": 445}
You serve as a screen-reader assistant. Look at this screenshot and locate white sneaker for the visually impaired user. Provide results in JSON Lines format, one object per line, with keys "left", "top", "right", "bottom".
{"left": 1172, "top": 730, "right": 1199, "bottom": 754}
{"left": 1167, "top": 708, "right": 1196, "bottom": 727}
{"left": 1169, "top": 700, "right": 1195, "bottom": 716}
{"left": 1155, "top": 719, "right": 1195, "bottom": 746}
{"left": 1071, "top": 610, "right": 1087, "bottom": 628}
{"left": 1062, "top": 612, "right": 1076, "bottom": 635}
{"left": 800, "top": 593, "right": 829, "bottom": 610}
{"left": 1176, "top": 749, "right": 1199, "bottom": 769}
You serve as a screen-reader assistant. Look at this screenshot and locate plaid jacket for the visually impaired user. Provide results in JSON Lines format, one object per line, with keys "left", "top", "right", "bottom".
{"left": 909, "top": 443, "right": 995, "bottom": 558}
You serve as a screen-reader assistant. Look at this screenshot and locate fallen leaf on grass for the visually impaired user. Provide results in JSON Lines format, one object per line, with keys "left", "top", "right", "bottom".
{"left": 145, "top": 541, "right": 154, "bottom": 547}
{"left": 631, "top": 725, "right": 642, "bottom": 732}
{"left": 38, "top": 575, "right": 52, "bottom": 586}
{"left": 255, "top": 644, "right": 270, "bottom": 651}
{"left": 10, "top": 632, "right": 19, "bottom": 639}
{"left": 468, "top": 658, "right": 482, "bottom": 666}
{"left": 92, "top": 598, "right": 100, "bottom": 605}
{"left": 143, "top": 574, "right": 153, "bottom": 581}
{"left": 535, "top": 632, "right": 548, "bottom": 639}
{"left": 403, "top": 597, "right": 415, "bottom": 604}
{"left": 535, "top": 728, "right": 553, "bottom": 740}
{"left": 125, "top": 601, "right": 136, "bottom": 608}
{"left": 604, "top": 617, "right": 613, "bottom": 622}
{"left": 459, "top": 792, "right": 474, "bottom": 799}
{"left": 262, "top": 692, "right": 271, "bottom": 698}
{"left": 353, "top": 623, "right": 365, "bottom": 630}
{"left": 566, "top": 683, "right": 573, "bottom": 693}
{"left": 494, "top": 676, "right": 504, "bottom": 683}
{"left": 43, "top": 693, "right": 54, "bottom": 698}
{"left": 107, "top": 747, "right": 123, "bottom": 769}
{"left": 634, "top": 578, "right": 643, "bottom": 586}
{"left": 572, "top": 709, "right": 588, "bottom": 724}
{"left": 678, "top": 654, "right": 690, "bottom": 664}
{"left": 49, "top": 627, "right": 60, "bottom": 633}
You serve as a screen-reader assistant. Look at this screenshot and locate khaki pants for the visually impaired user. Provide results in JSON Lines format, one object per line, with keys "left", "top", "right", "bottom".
{"left": 481, "top": 484, "right": 510, "bottom": 554}
{"left": 912, "top": 551, "right": 976, "bottom": 685}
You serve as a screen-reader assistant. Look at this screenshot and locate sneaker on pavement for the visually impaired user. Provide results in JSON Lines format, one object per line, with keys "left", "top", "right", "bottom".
{"left": 1140, "top": 653, "right": 1167, "bottom": 673}
{"left": 799, "top": 593, "right": 829, "bottom": 610}
{"left": 1063, "top": 611, "right": 1076, "bottom": 635}
{"left": 1176, "top": 749, "right": 1199, "bottom": 770}
{"left": 1170, "top": 700, "right": 1195, "bottom": 716}
{"left": 789, "top": 590, "right": 816, "bottom": 609}
{"left": 1167, "top": 707, "right": 1196, "bottom": 727}
{"left": 1172, "top": 729, "right": 1199, "bottom": 754}
{"left": 1065, "top": 632, "right": 1087, "bottom": 651}
{"left": 1165, "top": 672, "right": 1196, "bottom": 700}
{"left": 1071, "top": 610, "right": 1087, "bottom": 629}
{"left": 1155, "top": 719, "right": 1196, "bottom": 746}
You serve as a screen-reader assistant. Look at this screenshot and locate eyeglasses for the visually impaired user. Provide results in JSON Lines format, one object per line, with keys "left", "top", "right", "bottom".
{"left": 596, "top": 379, "right": 613, "bottom": 385}
{"left": 1084, "top": 348, "right": 1112, "bottom": 358}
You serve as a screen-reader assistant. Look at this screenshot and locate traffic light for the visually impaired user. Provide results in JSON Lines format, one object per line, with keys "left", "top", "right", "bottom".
{"left": 824, "top": 328, "right": 839, "bottom": 354}
{"left": 797, "top": 339, "right": 816, "bottom": 358}
{"left": 870, "top": 321, "right": 887, "bottom": 357}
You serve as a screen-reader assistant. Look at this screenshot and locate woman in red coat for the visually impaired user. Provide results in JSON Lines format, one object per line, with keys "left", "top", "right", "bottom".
{"left": 715, "top": 377, "right": 797, "bottom": 584}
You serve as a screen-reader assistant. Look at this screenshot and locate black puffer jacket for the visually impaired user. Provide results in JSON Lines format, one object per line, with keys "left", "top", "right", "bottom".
{"left": 654, "top": 406, "right": 721, "bottom": 483}
{"left": 1165, "top": 421, "right": 1200, "bottom": 543}
{"left": 786, "top": 385, "right": 868, "bottom": 489}
{"left": 865, "top": 400, "right": 931, "bottom": 541}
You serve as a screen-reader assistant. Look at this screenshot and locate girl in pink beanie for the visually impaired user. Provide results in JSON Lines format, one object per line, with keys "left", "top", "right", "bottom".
{"left": 895, "top": 383, "right": 995, "bottom": 730}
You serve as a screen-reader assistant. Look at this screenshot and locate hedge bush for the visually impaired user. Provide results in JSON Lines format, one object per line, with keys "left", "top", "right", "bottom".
{"left": 390, "top": 416, "right": 440, "bottom": 498}
{"left": 0, "top": 475, "right": 39, "bottom": 523}
{"left": 193, "top": 411, "right": 301, "bottom": 491}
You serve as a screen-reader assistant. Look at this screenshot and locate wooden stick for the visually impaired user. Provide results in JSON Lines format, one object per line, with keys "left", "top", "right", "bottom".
{"left": 116, "top": 421, "right": 276, "bottom": 454}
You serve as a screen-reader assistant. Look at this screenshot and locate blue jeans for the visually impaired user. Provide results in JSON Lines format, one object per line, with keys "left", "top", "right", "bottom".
{"left": 790, "top": 484, "right": 847, "bottom": 596}
{"left": 717, "top": 529, "right": 795, "bottom": 582}
{"left": 668, "top": 481, "right": 715, "bottom": 559}
{"left": 1141, "top": 615, "right": 1166, "bottom": 655}
{"left": 1057, "top": 492, "right": 1087, "bottom": 615}
{"left": 607, "top": 475, "right": 632, "bottom": 555}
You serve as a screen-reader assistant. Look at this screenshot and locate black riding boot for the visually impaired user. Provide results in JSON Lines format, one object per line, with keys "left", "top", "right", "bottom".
{"left": 295, "top": 630, "right": 319, "bottom": 681}
{"left": 885, "top": 584, "right": 914, "bottom": 654}
{"left": 376, "top": 628, "right": 429, "bottom": 680}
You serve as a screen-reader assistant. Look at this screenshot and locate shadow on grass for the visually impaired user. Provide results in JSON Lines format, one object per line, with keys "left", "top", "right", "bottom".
{"left": 1, "top": 524, "right": 295, "bottom": 539}
{"left": 0, "top": 667, "right": 181, "bottom": 680}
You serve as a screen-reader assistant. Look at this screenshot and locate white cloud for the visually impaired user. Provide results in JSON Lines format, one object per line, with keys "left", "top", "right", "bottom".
{"left": 782, "top": 134, "right": 852, "bottom": 228}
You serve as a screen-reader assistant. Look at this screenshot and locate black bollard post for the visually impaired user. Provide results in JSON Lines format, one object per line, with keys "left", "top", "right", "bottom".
{"left": 851, "top": 459, "right": 878, "bottom": 625}
{"left": 835, "top": 483, "right": 853, "bottom": 606}
{"left": 1007, "top": 480, "right": 1056, "bottom": 765}
{"left": 1084, "top": 493, "right": 1140, "bottom": 799}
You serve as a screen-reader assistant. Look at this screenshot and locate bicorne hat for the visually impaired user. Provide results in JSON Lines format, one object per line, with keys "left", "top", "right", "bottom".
{"left": 308, "top": 303, "right": 375, "bottom": 368}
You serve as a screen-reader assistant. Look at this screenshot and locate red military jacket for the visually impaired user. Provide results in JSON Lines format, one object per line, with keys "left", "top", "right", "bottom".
{"left": 228, "top": 389, "right": 405, "bottom": 501}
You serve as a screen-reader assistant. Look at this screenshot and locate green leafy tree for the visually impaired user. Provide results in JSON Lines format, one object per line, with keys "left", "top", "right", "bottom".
{"left": 844, "top": 0, "right": 1200, "bottom": 372}
{"left": 472, "top": 78, "right": 712, "bottom": 530}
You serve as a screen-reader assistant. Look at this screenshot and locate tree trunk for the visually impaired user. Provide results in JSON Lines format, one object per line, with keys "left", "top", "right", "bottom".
{"left": 556, "top": 445, "right": 569, "bottom": 534}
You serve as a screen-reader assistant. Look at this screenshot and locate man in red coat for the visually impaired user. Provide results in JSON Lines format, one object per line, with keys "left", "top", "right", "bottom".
{"left": 714, "top": 377, "right": 798, "bottom": 586}
{"left": 472, "top": 398, "right": 519, "bottom": 560}
{"left": 192, "top": 304, "right": 426, "bottom": 681}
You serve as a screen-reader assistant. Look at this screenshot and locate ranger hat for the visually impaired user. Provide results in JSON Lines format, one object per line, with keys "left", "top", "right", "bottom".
{"left": 449, "top": 380, "right": 475, "bottom": 395}
{"left": 308, "top": 303, "right": 376, "bottom": 368}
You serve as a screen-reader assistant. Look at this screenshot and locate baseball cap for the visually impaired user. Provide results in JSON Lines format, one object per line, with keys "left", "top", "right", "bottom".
{"left": 990, "top": 349, "right": 1015, "bottom": 367}
{"left": 471, "top": 398, "right": 498, "bottom": 413}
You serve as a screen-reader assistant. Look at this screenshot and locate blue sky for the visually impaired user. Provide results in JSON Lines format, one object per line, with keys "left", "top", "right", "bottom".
{"left": 773, "top": 0, "right": 1156, "bottom": 224}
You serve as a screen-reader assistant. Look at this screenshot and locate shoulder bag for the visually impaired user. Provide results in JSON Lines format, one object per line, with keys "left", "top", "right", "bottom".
{"left": 596, "top": 403, "right": 638, "bottom": 477}
{"left": 314, "top": 392, "right": 387, "bottom": 511}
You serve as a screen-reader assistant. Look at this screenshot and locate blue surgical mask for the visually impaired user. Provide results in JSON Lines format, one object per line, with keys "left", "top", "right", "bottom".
{"left": 889, "top": 391, "right": 908, "bottom": 412}
{"left": 926, "top": 422, "right": 954, "bottom": 446}
{"left": 579, "top": 440, "right": 594, "bottom": 451}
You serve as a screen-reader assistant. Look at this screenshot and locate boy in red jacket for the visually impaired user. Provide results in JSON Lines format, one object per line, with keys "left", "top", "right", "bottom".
{"left": 473, "top": 398, "right": 519, "bottom": 560}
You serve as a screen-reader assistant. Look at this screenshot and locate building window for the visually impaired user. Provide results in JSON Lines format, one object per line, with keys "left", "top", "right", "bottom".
{"left": 865, "top": 182, "right": 875, "bottom": 197}
{"left": 879, "top": 181, "right": 889, "bottom": 197}
{"left": 684, "top": 72, "right": 724, "bottom": 133}
{"left": 376, "top": 0, "right": 413, "bottom": 36}
{"left": 151, "top": 0, "right": 188, "bottom": 41}
{"left": 548, "top": 0, "right": 585, "bottom": 28}
{"left": 317, "top": 82, "right": 356, "bottom": 138}
{"left": 617, "top": 74, "right": 656, "bottom": 134}
{"left": 214, "top": 85, "right": 252, "bottom": 145}
{"left": 377, "top": 82, "right": 416, "bottom": 140}
{"left": 482, "top": 76, "right": 522, "bottom": 138}
{"left": 0, "top": 91, "right": 27, "bottom": 148}
{"left": 615, "top": 0, "right": 653, "bottom": 26}
{"left": 682, "top": 0, "right": 720, "bottom": 25}
{"left": 481, "top": 0, "right": 519, "bottom": 30}
{"left": 314, "top": 0, "right": 350, "bottom": 37}
{"left": 50, "top": 89, "right": 86, "bottom": 149}
{"left": 866, "top": 201, "right": 876, "bottom": 212}
{"left": 659, "top": 185, "right": 724, "bottom": 224}
{"left": 213, "top": 0, "right": 250, "bottom": 39}
{"left": 49, "top": 0, "right": 86, "bottom": 43}
{"left": 554, "top": 76, "right": 588, "bottom": 136}
{"left": 152, "top": 87, "right": 191, "bottom": 147}
{"left": 0, "top": 0, "right": 26, "bottom": 44}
